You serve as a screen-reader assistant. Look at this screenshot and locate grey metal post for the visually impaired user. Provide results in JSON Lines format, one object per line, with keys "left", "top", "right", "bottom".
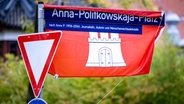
{"left": 27, "top": 1, "right": 44, "bottom": 102}
{"left": 37, "top": 1, "right": 44, "bottom": 98}
{"left": 38, "top": 2, "right": 44, "bottom": 33}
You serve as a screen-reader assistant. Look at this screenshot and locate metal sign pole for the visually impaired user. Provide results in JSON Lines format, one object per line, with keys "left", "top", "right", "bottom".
{"left": 37, "top": 1, "right": 44, "bottom": 98}
{"left": 38, "top": 1, "right": 44, "bottom": 33}
{"left": 27, "top": 1, "right": 45, "bottom": 103}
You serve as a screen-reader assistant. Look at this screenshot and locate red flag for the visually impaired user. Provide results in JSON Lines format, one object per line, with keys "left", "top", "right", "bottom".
{"left": 48, "top": 26, "right": 163, "bottom": 77}
{"left": 44, "top": 5, "right": 165, "bottom": 77}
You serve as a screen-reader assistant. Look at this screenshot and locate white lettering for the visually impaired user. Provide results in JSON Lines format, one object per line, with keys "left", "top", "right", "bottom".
{"left": 52, "top": 9, "right": 59, "bottom": 17}
{"left": 96, "top": 12, "right": 101, "bottom": 19}
{"left": 129, "top": 16, "right": 134, "bottom": 23}
{"left": 154, "top": 18, "right": 158, "bottom": 23}
{"left": 144, "top": 17, "right": 158, "bottom": 23}
{"left": 139, "top": 17, "right": 144, "bottom": 22}
{"left": 79, "top": 10, "right": 85, "bottom": 18}
{"left": 52, "top": 9, "right": 74, "bottom": 18}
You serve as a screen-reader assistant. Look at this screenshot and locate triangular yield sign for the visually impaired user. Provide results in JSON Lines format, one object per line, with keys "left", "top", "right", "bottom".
{"left": 17, "top": 31, "right": 62, "bottom": 97}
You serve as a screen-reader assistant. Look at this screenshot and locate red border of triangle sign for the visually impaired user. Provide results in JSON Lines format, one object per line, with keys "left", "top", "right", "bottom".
{"left": 17, "top": 31, "right": 62, "bottom": 97}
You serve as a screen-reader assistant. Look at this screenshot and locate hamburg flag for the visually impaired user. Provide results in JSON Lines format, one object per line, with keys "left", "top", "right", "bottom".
{"left": 44, "top": 5, "right": 165, "bottom": 77}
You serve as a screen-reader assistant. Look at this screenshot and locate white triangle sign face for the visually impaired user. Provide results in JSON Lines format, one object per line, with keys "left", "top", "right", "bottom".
{"left": 24, "top": 39, "right": 54, "bottom": 85}
{"left": 17, "top": 31, "right": 62, "bottom": 97}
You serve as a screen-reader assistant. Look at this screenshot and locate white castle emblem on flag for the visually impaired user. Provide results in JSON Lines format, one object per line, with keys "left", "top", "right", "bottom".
{"left": 86, "top": 32, "right": 126, "bottom": 67}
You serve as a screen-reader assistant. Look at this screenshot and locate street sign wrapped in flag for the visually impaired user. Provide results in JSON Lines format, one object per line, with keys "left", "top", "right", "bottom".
{"left": 44, "top": 4, "right": 165, "bottom": 77}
